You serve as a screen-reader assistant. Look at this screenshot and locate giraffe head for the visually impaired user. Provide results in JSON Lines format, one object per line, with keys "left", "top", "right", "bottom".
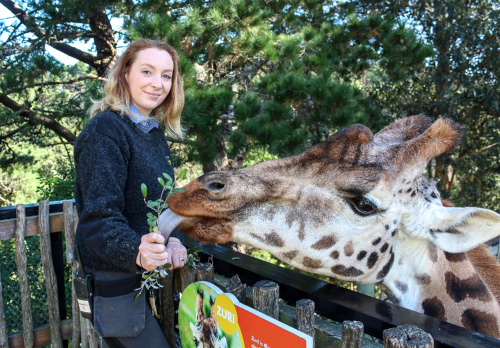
{"left": 167, "top": 115, "right": 500, "bottom": 286}
{"left": 190, "top": 289, "right": 228, "bottom": 348}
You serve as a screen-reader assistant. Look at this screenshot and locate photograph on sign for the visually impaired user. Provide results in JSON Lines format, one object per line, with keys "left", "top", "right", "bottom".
{"left": 179, "top": 281, "right": 313, "bottom": 348}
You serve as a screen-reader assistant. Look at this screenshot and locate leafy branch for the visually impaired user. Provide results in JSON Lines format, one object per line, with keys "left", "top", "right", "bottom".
{"left": 134, "top": 167, "right": 188, "bottom": 299}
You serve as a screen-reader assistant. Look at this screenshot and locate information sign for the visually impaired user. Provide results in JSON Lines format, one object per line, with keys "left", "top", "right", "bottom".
{"left": 179, "top": 281, "right": 313, "bottom": 348}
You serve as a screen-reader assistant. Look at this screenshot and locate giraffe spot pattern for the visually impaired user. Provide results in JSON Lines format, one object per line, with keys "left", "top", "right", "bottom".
{"left": 380, "top": 243, "right": 389, "bottom": 253}
{"left": 416, "top": 274, "right": 431, "bottom": 285}
{"left": 331, "top": 265, "right": 364, "bottom": 277}
{"left": 367, "top": 252, "right": 379, "bottom": 269}
{"left": 444, "top": 252, "right": 467, "bottom": 263}
{"left": 357, "top": 250, "right": 367, "bottom": 261}
{"left": 311, "top": 235, "right": 338, "bottom": 250}
{"left": 428, "top": 243, "right": 438, "bottom": 263}
{"left": 395, "top": 281, "right": 408, "bottom": 293}
{"left": 344, "top": 241, "right": 354, "bottom": 256}
{"left": 422, "top": 297, "right": 447, "bottom": 321}
{"left": 282, "top": 250, "right": 298, "bottom": 260}
{"left": 250, "top": 231, "right": 285, "bottom": 248}
{"left": 330, "top": 250, "right": 339, "bottom": 259}
{"left": 461, "top": 309, "right": 499, "bottom": 338}
{"left": 445, "top": 272, "right": 492, "bottom": 303}
{"left": 377, "top": 251, "right": 394, "bottom": 280}
{"left": 385, "top": 225, "right": 390, "bottom": 230}
{"left": 303, "top": 256, "right": 322, "bottom": 269}
{"left": 372, "top": 237, "right": 382, "bottom": 246}
{"left": 391, "top": 229, "right": 397, "bottom": 237}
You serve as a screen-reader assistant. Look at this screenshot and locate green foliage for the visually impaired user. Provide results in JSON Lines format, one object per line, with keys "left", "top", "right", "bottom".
{"left": 124, "top": 0, "right": 432, "bottom": 171}
{"left": 357, "top": 0, "right": 500, "bottom": 211}
{"left": 36, "top": 166, "right": 75, "bottom": 201}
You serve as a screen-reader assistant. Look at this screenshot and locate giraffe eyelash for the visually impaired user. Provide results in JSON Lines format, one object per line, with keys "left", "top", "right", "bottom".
{"left": 347, "top": 197, "right": 379, "bottom": 216}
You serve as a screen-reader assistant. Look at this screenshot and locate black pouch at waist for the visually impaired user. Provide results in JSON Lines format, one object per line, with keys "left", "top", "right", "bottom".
{"left": 94, "top": 274, "right": 142, "bottom": 298}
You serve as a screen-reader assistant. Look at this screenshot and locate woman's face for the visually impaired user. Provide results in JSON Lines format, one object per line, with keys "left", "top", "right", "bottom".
{"left": 125, "top": 48, "right": 174, "bottom": 116}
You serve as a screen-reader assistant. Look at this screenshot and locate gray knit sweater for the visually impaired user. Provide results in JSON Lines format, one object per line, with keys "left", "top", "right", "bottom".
{"left": 74, "top": 110, "right": 183, "bottom": 273}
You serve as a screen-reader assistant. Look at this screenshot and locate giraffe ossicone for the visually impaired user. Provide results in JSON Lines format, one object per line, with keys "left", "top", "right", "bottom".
{"left": 166, "top": 115, "right": 500, "bottom": 338}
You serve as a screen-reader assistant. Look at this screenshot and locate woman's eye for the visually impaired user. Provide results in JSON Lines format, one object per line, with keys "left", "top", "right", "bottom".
{"left": 350, "top": 197, "right": 378, "bottom": 216}
{"left": 163, "top": 74, "right": 172, "bottom": 79}
{"left": 142, "top": 70, "right": 151, "bottom": 75}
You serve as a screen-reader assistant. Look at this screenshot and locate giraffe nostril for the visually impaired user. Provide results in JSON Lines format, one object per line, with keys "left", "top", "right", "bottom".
{"left": 205, "top": 181, "right": 226, "bottom": 192}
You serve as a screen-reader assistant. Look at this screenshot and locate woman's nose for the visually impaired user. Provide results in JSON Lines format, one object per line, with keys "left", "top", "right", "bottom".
{"left": 151, "top": 75, "right": 162, "bottom": 88}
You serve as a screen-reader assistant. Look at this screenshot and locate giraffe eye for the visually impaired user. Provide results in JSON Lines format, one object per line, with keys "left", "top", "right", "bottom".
{"left": 350, "top": 197, "right": 378, "bottom": 216}
{"left": 205, "top": 181, "right": 226, "bottom": 192}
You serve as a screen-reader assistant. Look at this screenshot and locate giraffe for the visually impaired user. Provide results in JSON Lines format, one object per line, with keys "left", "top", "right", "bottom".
{"left": 165, "top": 115, "right": 500, "bottom": 338}
{"left": 190, "top": 289, "right": 228, "bottom": 348}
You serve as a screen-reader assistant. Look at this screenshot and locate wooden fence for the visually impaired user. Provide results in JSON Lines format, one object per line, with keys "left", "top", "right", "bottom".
{"left": 1, "top": 200, "right": 499, "bottom": 348}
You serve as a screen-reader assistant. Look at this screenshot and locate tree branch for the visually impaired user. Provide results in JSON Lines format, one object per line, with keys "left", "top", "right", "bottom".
{"left": 0, "top": 92, "right": 77, "bottom": 143}
{"left": 0, "top": 0, "right": 97, "bottom": 67}
{"left": 39, "top": 141, "right": 75, "bottom": 147}
{"left": 0, "top": 125, "right": 27, "bottom": 141}
{"left": 8, "top": 76, "right": 107, "bottom": 94}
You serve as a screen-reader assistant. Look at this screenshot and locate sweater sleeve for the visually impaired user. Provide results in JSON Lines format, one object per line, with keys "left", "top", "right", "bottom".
{"left": 75, "top": 119, "right": 141, "bottom": 273}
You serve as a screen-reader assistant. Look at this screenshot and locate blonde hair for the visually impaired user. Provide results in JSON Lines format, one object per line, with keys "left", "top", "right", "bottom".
{"left": 89, "top": 39, "right": 184, "bottom": 138}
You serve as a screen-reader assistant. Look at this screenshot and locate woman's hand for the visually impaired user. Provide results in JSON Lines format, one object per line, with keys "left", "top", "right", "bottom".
{"left": 165, "top": 237, "right": 187, "bottom": 270}
{"left": 136, "top": 233, "right": 169, "bottom": 272}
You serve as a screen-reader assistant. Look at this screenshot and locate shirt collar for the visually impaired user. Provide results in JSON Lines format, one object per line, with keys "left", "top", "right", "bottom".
{"left": 128, "top": 104, "right": 160, "bottom": 134}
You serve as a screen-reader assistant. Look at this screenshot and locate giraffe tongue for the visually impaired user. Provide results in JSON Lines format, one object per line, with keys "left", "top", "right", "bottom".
{"left": 159, "top": 209, "right": 186, "bottom": 240}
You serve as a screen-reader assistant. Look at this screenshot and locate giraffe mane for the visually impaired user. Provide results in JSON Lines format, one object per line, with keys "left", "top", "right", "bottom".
{"left": 441, "top": 198, "right": 500, "bottom": 304}
{"left": 466, "top": 245, "right": 500, "bottom": 305}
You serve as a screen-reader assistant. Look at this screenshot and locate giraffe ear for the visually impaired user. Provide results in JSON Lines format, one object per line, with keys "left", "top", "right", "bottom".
{"left": 406, "top": 206, "right": 500, "bottom": 253}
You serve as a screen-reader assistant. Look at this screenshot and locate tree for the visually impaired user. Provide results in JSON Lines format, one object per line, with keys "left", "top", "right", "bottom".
{"left": 125, "top": 0, "right": 432, "bottom": 173}
{"left": 357, "top": 0, "right": 500, "bottom": 211}
{"left": 0, "top": 0, "right": 120, "bottom": 167}
{"left": 1, "top": 0, "right": 433, "bottom": 205}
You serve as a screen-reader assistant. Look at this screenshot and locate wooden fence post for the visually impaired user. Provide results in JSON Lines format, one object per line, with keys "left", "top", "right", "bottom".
{"left": 63, "top": 201, "right": 80, "bottom": 348}
{"left": 73, "top": 206, "right": 99, "bottom": 348}
{"left": 179, "top": 265, "right": 196, "bottom": 292}
{"left": 38, "top": 200, "right": 63, "bottom": 348}
{"left": 341, "top": 321, "right": 364, "bottom": 348}
{"left": 224, "top": 275, "right": 246, "bottom": 304}
{"left": 253, "top": 280, "right": 279, "bottom": 320}
{"left": 195, "top": 262, "right": 214, "bottom": 283}
{"left": 0, "top": 271, "right": 8, "bottom": 348}
{"left": 159, "top": 271, "right": 175, "bottom": 348}
{"left": 296, "top": 299, "right": 315, "bottom": 347}
{"left": 14, "top": 204, "right": 34, "bottom": 348}
{"left": 383, "top": 325, "right": 434, "bottom": 348}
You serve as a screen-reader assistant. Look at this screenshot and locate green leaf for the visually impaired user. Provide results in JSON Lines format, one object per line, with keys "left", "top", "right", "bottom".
{"left": 178, "top": 168, "right": 188, "bottom": 180}
{"left": 161, "top": 203, "right": 169, "bottom": 208}
{"left": 141, "top": 184, "right": 147, "bottom": 198}
{"left": 147, "top": 213, "right": 156, "bottom": 220}
{"left": 165, "top": 263, "right": 172, "bottom": 269}
{"left": 187, "top": 247, "right": 200, "bottom": 254}
{"left": 147, "top": 220, "right": 155, "bottom": 227}
{"left": 148, "top": 200, "right": 159, "bottom": 207}
{"left": 158, "top": 177, "right": 165, "bottom": 186}
{"left": 165, "top": 185, "right": 173, "bottom": 190}
{"left": 173, "top": 188, "right": 185, "bottom": 193}
{"left": 187, "top": 260, "right": 193, "bottom": 266}
{"left": 163, "top": 173, "right": 172, "bottom": 181}
{"left": 134, "top": 294, "right": 140, "bottom": 300}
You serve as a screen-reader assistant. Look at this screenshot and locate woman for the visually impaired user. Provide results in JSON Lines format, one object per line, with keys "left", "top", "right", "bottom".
{"left": 74, "top": 39, "right": 187, "bottom": 347}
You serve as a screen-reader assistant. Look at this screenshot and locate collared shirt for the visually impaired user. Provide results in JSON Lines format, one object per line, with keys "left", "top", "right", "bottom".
{"left": 128, "top": 104, "right": 160, "bottom": 134}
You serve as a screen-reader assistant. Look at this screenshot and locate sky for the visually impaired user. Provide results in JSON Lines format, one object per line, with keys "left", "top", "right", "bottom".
{"left": 0, "top": 3, "right": 124, "bottom": 66}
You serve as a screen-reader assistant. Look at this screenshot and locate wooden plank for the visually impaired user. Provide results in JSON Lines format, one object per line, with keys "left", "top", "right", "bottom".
{"left": 14, "top": 205, "right": 34, "bottom": 348}
{"left": 159, "top": 272, "right": 175, "bottom": 348}
{"left": 7, "top": 319, "right": 73, "bottom": 348}
{"left": 63, "top": 201, "right": 80, "bottom": 348}
{"left": 0, "top": 268, "right": 9, "bottom": 348}
{"left": 0, "top": 213, "right": 65, "bottom": 241}
{"left": 38, "top": 200, "right": 63, "bottom": 348}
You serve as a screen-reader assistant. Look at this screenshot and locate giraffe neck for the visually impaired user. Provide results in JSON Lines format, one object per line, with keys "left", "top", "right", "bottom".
{"left": 383, "top": 234, "right": 500, "bottom": 338}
